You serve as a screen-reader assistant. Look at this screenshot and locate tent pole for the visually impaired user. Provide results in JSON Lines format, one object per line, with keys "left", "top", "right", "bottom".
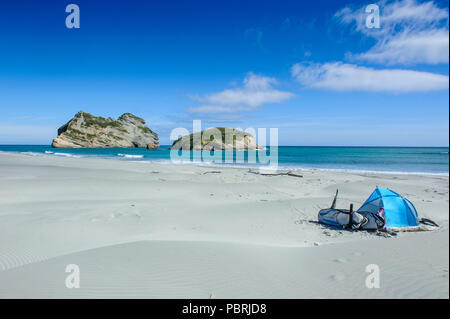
{"left": 348, "top": 204, "right": 353, "bottom": 229}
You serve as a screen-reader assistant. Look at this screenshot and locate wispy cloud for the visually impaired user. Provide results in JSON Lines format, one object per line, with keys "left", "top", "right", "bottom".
{"left": 187, "top": 73, "right": 294, "bottom": 114}
{"left": 351, "top": 29, "right": 449, "bottom": 65}
{"left": 335, "top": 0, "right": 449, "bottom": 65}
{"left": 291, "top": 62, "right": 449, "bottom": 93}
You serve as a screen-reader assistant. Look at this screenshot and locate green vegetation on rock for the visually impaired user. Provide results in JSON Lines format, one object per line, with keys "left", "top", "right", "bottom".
{"left": 172, "top": 127, "right": 249, "bottom": 146}
{"left": 52, "top": 111, "right": 159, "bottom": 148}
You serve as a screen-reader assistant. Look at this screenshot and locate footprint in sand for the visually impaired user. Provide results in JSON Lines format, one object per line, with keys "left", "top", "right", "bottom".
{"left": 333, "top": 257, "right": 347, "bottom": 263}
{"left": 331, "top": 273, "right": 346, "bottom": 281}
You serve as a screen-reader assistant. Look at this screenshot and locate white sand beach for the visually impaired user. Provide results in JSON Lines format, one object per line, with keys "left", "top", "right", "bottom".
{"left": 0, "top": 152, "right": 448, "bottom": 298}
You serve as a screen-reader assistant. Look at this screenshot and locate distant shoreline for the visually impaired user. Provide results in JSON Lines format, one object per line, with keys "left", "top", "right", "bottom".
{"left": 0, "top": 144, "right": 449, "bottom": 148}
{"left": 0, "top": 150, "right": 448, "bottom": 176}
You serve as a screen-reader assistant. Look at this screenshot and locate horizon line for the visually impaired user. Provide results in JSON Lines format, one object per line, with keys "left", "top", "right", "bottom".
{"left": 0, "top": 144, "right": 448, "bottom": 148}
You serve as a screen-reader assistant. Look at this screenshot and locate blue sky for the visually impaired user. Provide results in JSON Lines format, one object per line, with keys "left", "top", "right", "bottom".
{"left": 0, "top": 0, "right": 448, "bottom": 146}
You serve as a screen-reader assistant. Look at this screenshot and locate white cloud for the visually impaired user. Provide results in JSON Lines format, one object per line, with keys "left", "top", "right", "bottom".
{"left": 336, "top": 0, "right": 449, "bottom": 65}
{"left": 353, "top": 29, "right": 449, "bottom": 65}
{"left": 380, "top": 0, "right": 448, "bottom": 26}
{"left": 187, "top": 73, "right": 294, "bottom": 114}
{"left": 291, "top": 62, "right": 449, "bottom": 93}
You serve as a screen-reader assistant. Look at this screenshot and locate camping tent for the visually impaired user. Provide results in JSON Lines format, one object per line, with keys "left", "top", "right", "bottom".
{"left": 357, "top": 187, "right": 419, "bottom": 230}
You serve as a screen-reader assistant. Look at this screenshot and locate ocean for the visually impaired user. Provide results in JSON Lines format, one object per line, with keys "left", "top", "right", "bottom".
{"left": 0, "top": 145, "right": 448, "bottom": 175}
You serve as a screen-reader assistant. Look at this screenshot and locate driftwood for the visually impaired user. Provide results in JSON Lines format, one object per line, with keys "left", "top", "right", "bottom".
{"left": 247, "top": 169, "right": 303, "bottom": 178}
{"left": 202, "top": 170, "right": 222, "bottom": 175}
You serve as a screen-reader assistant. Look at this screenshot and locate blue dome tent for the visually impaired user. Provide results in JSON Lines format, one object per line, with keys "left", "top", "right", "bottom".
{"left": 357, "top": 187, "right": 419, "bottom": 230}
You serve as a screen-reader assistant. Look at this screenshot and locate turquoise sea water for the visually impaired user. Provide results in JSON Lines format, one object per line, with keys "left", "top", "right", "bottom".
{"left": 0, "top": 145, "right": 448, "bottom": 174}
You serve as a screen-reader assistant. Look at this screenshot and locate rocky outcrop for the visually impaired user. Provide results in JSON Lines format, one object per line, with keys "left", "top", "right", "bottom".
{"left": 171, "top": 127, "right": 264, "bottom": 150}
{"left": 146, "top": 143, "right": 159, "bottom": 150}
{"left": 52, "top": 111, "right": 159, "bottom": 148}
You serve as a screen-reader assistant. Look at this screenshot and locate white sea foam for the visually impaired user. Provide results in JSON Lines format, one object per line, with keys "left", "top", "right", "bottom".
{"left": 53, "top": 153, "right": 80, "bottom": 158}
{"left": 20, "top": 152, "right": 43, "bottom": 157}
{"left": 117, "top": 153, "right": 144, "bottom": 159}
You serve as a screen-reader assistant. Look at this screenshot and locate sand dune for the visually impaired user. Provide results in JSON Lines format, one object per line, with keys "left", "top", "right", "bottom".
{"left": 0, "top": 153, "right": 448, "bottom": 298}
